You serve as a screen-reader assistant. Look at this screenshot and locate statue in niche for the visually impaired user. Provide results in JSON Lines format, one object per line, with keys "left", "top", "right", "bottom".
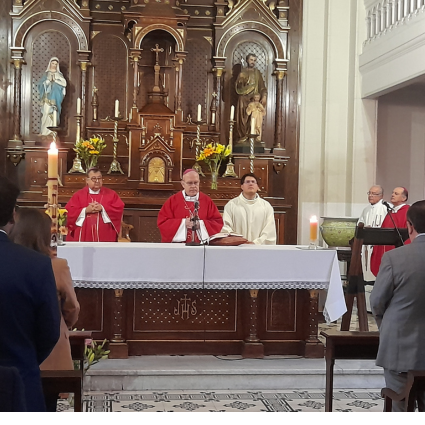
{"left": 234, "top": 53, "right": 267, "bottom": 143}
{"left": 246, "top": 93, "right": 266, "bottom": 141}
{"left": 37, "top": 57, "right": 67, "bottom": 135}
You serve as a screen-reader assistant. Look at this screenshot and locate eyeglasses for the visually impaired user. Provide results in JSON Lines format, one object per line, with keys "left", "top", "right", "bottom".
{"left": 367, "top": 192, "right": 381, "bottom": 196}
{"left": 89, "top": 177, "right": 102, "bottom": 182}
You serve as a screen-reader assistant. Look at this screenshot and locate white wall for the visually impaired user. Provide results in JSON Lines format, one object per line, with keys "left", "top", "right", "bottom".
{"left": 299, "top": 0, "right": 378, "bottom": 245}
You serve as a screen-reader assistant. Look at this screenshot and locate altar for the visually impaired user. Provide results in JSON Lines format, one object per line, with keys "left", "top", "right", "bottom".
{"left": 58, "top": 243, "right": 346, "bottom": 359}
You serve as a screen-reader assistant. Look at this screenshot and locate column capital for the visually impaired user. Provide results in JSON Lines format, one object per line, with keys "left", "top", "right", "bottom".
{"left": 78, "top": 61, "right": 92, "bottom": 71}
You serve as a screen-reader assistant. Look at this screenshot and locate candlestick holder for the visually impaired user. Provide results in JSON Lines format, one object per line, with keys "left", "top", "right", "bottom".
{"left": 248, "top": 133, "right": 256, "bottom": 173}
{"left": 192, "top": 120, "right": 205, "bottom": 177}
{"left": 68, "top": 114, "right": 85, "bottom": 174}
{"left": 223, "top": 119, "right": 238, "bottom": 178}
{"left": 107, "top": 116, "right": 124, "bottom": 175}
{"left": 309, "top": 239, "right": 318, "bottom": 250}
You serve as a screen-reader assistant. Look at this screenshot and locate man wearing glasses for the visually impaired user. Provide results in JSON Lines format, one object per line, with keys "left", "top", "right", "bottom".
{"left": 65, "top": 167, "right": 124, "bottom": 242}
{"left": 357, "top": 185, "right": 388, "bottom": 288}
{"left": 157, "top": 169, "right": 223, "bottom": 243}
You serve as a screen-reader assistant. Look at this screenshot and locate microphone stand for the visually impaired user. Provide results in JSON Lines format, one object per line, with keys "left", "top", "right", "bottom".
{"left": 186, "top": 202, "right": 202, "bottom": 246}
{"left": 384, "top": 203, "right": 405, "bottom": 247}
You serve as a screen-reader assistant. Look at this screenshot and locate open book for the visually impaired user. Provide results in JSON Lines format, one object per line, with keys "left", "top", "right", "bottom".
{"left": 208, "top": 232, "right": 244, "bottom": 242}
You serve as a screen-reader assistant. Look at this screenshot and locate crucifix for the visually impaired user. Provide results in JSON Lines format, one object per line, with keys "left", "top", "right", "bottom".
{"left": 151, "top": 44, "right": 164, "bottom": 93}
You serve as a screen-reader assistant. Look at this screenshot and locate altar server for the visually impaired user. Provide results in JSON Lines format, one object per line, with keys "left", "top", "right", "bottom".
{"left": 222, "top": 173, "right": 276, "bottom": 245}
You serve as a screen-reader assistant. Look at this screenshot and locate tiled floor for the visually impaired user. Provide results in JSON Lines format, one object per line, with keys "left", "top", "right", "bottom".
{"left": 57, "top": 389, "right": 384, "bottom": 412}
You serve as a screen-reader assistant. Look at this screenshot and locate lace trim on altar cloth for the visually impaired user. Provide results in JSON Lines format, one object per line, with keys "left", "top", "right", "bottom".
{"left": 73, "top": 280, "right": 328, "bottom": 290}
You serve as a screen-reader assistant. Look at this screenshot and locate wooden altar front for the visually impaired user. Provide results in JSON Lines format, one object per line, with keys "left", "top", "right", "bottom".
{"left": 58, "top": 243, "right": 346, "bottom": 359}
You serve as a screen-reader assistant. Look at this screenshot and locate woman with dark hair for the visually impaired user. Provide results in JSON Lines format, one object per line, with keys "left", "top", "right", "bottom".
{"left": 9, "top": 208, "right": 80, "bottom": 411}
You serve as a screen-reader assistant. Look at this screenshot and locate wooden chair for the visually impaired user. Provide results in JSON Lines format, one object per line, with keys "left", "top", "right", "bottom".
{"left": 41, "top": 330, "right": 92, "bottom": 412}
{"left": 340, "top": 223, "right": 409, "bottom": 331}
{"left": 382, "top": 370, "right": 425, "bottom": 411}
{"left": 118, "top": 221, "right": 133, "bottom": 242}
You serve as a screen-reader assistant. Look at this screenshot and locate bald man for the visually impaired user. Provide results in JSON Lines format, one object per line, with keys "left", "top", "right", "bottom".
{"left": 370, "top": 186, "right": 410, "bottom": 277}
{"left": 157, "top": 169, "right": 223, "bottom": 243}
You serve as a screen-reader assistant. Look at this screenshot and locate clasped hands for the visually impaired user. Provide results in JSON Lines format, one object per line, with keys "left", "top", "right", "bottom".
{"left": 86, "top": 202, "right": 102, "bottom": 214}
{"left": 185, "top": 217, "right": 200, "bottom": 230}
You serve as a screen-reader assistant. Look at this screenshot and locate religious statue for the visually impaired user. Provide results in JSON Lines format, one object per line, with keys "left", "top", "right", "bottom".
{"left": 246, "top": 93, "right": 266, "bottom": 141}
{"left": 235, "top": 53, "right": 267, "bottom": 143}
{"left": 37, "top": 57, "right": 67, "bottom": 135}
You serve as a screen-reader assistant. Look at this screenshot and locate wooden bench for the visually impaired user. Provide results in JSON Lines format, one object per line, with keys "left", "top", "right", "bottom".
{"left": 382, "top": 370, "right": 425, "bottom": 411}
{"left": 41, "top": 331, "right": 92, "bottom": 412}
{"left": 320, "top": 330, "right": 380, "bottom": 412}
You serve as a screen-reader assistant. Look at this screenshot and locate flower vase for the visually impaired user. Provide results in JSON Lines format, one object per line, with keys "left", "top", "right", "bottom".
{"left": 210, "top": 166, "right": 218, "bottom": 190}
{"left": 84, "top": 157, "right": 98, "bottom": 172}
{"left": 57, "top": 232, "right": 65, "bottom": 246}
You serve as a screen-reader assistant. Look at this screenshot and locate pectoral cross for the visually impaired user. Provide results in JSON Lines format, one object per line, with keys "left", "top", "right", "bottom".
{"left": 151, "top": 44, "right": 164, "bottom": 92}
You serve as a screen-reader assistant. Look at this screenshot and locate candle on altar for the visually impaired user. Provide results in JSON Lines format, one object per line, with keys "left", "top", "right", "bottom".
{"left": 230, "top": 105, "right": 235, "bottom": 121}
{"left": 52, "top": 109, "right": 57, "bottom": 127}
{"left": 250, "top": 116, "right": 256, "bottom": 135}
{"left": 48, "top": 142, "right": 58, "bottom": 179}
{"left": 115, "top": 99, "right": 119, "bottom": 118}
{"left": 197, "top": 104, "right": 202, "bottom": 122}
{"left": 310, "top": 215, "right": 318, "bottom": 242}
{"left": 77, "top": 97, "right": 81, "bottom": 114}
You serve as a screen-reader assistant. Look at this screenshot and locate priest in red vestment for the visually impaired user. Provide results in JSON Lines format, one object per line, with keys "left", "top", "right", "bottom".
{"left": 65, "top": 167, "right": 124, "bottom": 242}
{"left": 370, "top": 187, "right": 410, "bottom": 277}
{"left": 157, "top": 169, "right": 223, "bottom": 243}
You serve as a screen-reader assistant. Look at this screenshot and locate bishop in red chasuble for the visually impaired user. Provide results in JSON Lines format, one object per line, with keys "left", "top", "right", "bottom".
{"left": 157, "top": 170, "right": 223, "bottom": 243}
{"left": 370, "top": 187, "right": 410, "bottom": 277}
{"left": 65, "top": 168, "right": 124, "bottom": 242}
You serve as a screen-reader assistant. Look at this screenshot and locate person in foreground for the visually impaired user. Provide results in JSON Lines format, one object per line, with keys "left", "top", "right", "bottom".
{"left": 370, "top": 200, "right": 425, "bottom": 412}
{"left": 370, "top": 186, "right": 410, "bottom": 277}
{"left": 222, "top": 173, "right": 276, "bottom": 245}
{"left": 10, "top": 208, "right": 80, "bottom": 412}
{"left": 65, "top": 167, "right": 124, "bottom": 242}
{"left": 157, "top": 169, "right": 223, "bottom": 243}
{"left": 0, "top": 176, "right": 60, "bottom": 412}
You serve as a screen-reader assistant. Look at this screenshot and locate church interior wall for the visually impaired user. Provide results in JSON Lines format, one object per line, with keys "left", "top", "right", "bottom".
{"left": 376, "top": 84, "right": 425, "bottom": 203}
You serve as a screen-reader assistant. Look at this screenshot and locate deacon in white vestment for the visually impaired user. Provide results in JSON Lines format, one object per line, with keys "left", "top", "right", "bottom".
{"left": 222, "top": 173, "right": 276, "bottom": 245}
{"left": 357, "top": 185, "right": 388, "bottom": 282}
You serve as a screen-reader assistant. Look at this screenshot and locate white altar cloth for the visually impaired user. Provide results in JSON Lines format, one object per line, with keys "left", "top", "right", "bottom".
{"left": 57, "top": 242, "right": 346, "bottom": 322}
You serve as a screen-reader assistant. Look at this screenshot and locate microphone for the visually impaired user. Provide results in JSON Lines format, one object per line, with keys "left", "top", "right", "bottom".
{"left": 382, "top": 201, "right": 394, "bottom": 212}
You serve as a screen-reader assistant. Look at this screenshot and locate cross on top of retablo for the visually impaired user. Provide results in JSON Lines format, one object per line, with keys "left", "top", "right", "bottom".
{"left": 151, "top": 44, "right": 164, "bottom": 65}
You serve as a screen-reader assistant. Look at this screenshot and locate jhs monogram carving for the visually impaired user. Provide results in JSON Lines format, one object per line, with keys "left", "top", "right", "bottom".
{"left": 174, "top": 294, "right": 197, "bottom": 320}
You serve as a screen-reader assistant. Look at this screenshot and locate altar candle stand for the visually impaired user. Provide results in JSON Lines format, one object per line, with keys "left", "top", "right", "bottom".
{"left": 248, "top": 116, "right": 256, "bottom": 174}
{"left": 69, "top": 98, "right": 85, "bottom": 173}
{"left": 192, "top": 108, "right": 206, "bottom": 177}
{"left": 47, "top": 141, "right": 59, "bottom": 247}
{"left": 223, "top": 105, "right": 238, "bottom": 178}
{"left": 108, "top": 101, "right": 124, "bottom": 175}
{"left": 309, "top": 215, "right": 318, "bottom": 249}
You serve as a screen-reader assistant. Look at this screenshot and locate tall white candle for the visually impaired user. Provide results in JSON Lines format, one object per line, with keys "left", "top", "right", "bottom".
{"left": 250, "top": 117, "right": 256, "bottom": 135}
{"left": 230, "top": 105, "right": 235, "bottom": 121}
{"left": 115, "top": 99, "right": 119, "bottom": 118}
{"left": 52, "top": 109, "right": 57, "bottom": 127}
{"left": 48, "top": 142, "right": 58, "bottom": 179}
{"left": 197, "top": 104, "right": 202, "bottom": 122}
{"left": 77, "top": 98, "right": 81, "bottom": 114}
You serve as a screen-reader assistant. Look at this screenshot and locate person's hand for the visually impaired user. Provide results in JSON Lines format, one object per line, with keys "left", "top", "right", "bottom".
{"left": 185, "top": 217, "right": 199, "bottom": 229}
{"left": 86, "top": 204, "right": 94, "bottom": 214}
{"left": 92, "top": 202, "right": 102, "bottom": 212}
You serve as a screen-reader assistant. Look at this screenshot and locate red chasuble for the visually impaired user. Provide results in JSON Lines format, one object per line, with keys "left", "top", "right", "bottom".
{"left": 370, "top": 204, "right": 410, "bottom": 277}
{"left": 157, "top": 191, "right": 223, "bottom": 243}
{"left": 65, "top": 186, "right": 124, "bottom": 242}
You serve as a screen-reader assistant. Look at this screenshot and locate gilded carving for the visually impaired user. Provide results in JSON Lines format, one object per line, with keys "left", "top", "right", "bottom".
{"left": 148, "top": 157, "right": 165, "bottom": 183}
{"left": 174, "top": 294, "right": 197, "bottom": 320}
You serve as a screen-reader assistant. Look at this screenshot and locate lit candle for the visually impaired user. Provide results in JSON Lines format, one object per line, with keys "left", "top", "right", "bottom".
{"left": 197, "top": 104, "right": 202, "bottom": 122}
{"left": 230, "top": 105, "right": 235, "bottom": 121}
{"left": 310, "top": 216, "right": 318, "bottom": 242}
{"left": 115, "top": 99, "right": 119, "bottom": 118}
{"left": 77, "top": 98, "right": 81, "bottom": 115}
{"left": 250, "top": 116, "right": 256, "bottom": 135}
{"left": 48, "top": 142, "right": 58, "bottom": 179}
{"left": 52, "top": 109, "right": 57, "bottom": 127}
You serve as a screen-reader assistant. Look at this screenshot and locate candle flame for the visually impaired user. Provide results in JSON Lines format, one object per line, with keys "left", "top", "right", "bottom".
{"left": 310, "top": 215, "right": 318, "bottom": 223}
{"left": 48, "top": 142, "right": 58, "bottom": 153}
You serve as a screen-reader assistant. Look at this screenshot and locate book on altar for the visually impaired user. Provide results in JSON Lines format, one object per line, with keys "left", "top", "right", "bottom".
{"left": 207, "top": 232, "right": 248, "bottom": 246}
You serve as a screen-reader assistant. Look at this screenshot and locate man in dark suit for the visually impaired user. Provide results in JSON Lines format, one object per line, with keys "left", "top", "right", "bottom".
{"left": 0, "top": 177, "right": 60, "bottom": 412}
{"left": 371, "top": 199, "right": 425, "bottom": 412}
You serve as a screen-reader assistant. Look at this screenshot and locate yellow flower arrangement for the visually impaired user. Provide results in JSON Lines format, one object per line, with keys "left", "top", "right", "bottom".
{"left": 196, "top": 142, "right": 231, "bottom": 189}
{"left": 45, "top": 208, "right": 68, "bottom": 235}
{"left": 73, "top": 136, "right": 107, "bottom": 171}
